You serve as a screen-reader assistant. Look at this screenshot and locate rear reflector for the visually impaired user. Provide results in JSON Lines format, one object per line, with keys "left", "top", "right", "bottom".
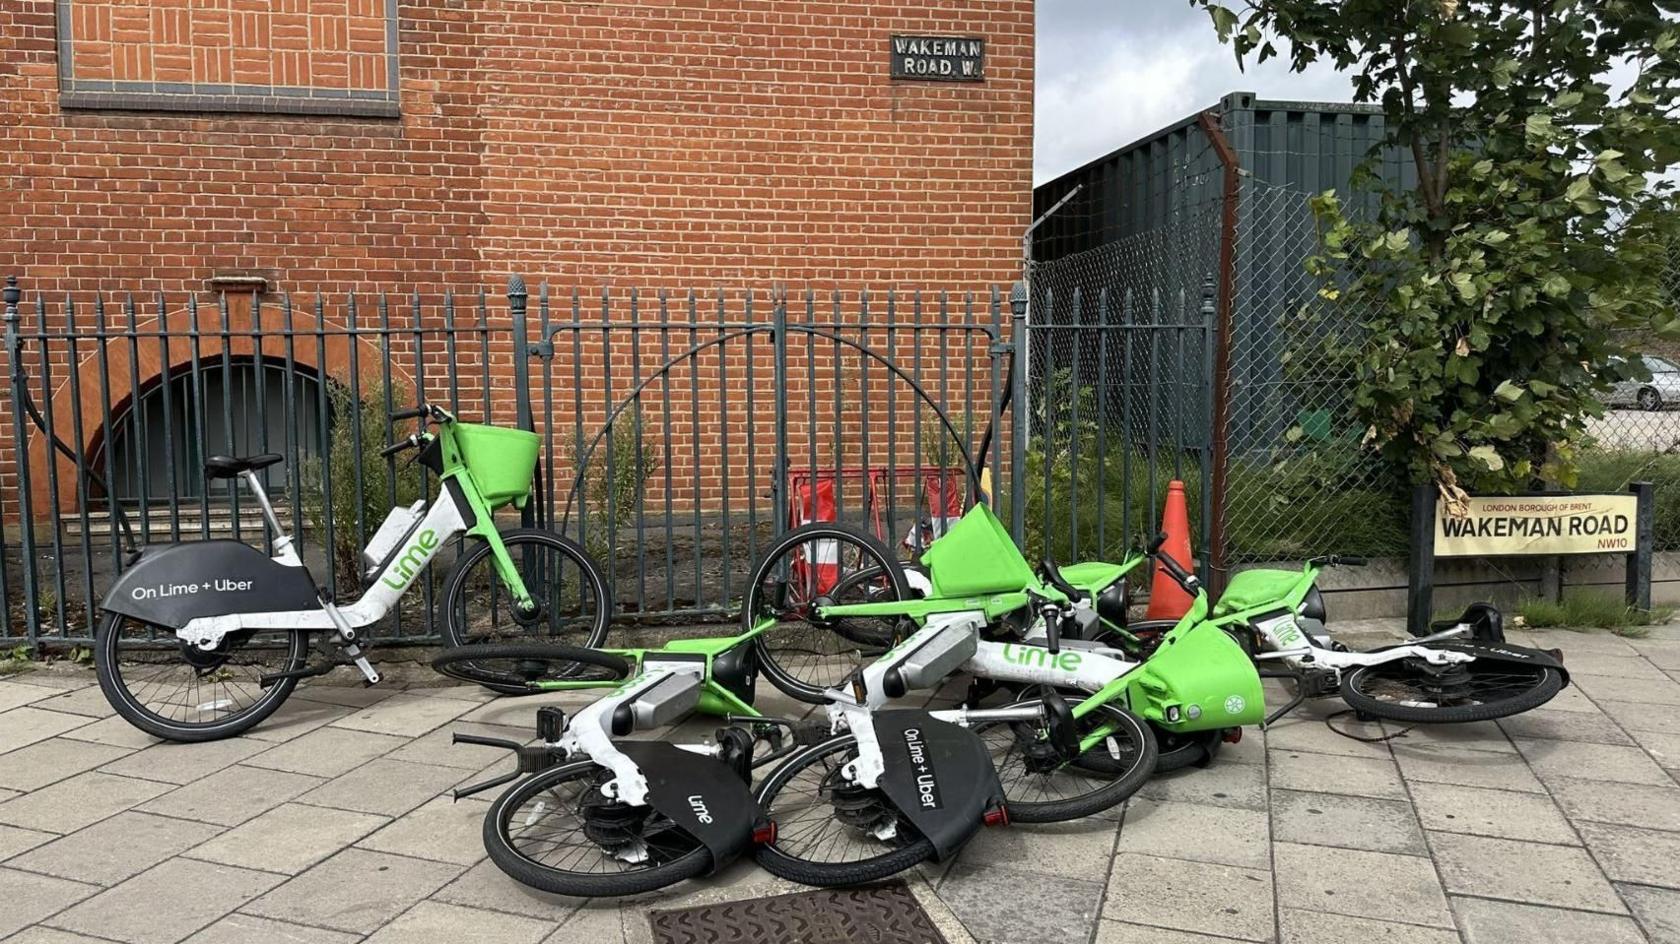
{"left": 1222, "top": 727, "right": 1243, "bottom": 744}
{"left": 752, "top": 822, "right": 778, "bottom": 845}
{"left": 983, "top": 805, "right": 1010, "bottom": 828}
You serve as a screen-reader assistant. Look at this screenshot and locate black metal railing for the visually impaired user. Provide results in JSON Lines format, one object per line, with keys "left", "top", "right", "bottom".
{"left": 1, "top": 277, "right": 1020, "bottom": 645}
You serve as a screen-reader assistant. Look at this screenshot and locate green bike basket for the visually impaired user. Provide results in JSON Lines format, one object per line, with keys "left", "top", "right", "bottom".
{"left": 453, "top": 423, "right": 540, "bottom": 509}
{"left": 920, "top": 502, "right": 1039, "bottom": 597}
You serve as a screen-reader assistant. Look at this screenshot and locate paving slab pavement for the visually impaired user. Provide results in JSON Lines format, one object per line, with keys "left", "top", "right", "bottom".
{"left": 2, "top": 627, "right": 1679, "bottom": 943}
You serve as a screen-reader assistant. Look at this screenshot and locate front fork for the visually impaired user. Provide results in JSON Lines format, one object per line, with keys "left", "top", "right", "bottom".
{"left": 475, "top": 522, "right": 539, "bottom": 617}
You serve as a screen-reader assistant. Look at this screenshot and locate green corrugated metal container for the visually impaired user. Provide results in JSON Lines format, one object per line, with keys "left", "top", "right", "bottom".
{"left": 1030, "top": 92, "right": 1418, "bottom": 458}
{"left": 1032, "top": 91, "right": 1414, "bottom": 264}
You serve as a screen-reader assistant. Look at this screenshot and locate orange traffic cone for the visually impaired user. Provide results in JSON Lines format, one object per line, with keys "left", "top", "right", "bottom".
{"left": 1144, "top": 480, "right": 1195, "bottom": 620}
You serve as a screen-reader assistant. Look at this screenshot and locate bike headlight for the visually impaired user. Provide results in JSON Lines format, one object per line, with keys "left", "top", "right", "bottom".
{"left": 1097, "top": 577, "right": 1128, "bottom": 628}
{"left": 1299, "top": 586, "right": 1327, "bottom": 624}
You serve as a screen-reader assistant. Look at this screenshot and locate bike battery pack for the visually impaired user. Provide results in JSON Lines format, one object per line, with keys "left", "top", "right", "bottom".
{"left": 891, "top": 620, "right": 978, "bottom": 692}
{"left": 627, "top": 671, "right": 703, "bottom": 731}
{"left": 361, "top": 500, "right": 427, "bottom": 579}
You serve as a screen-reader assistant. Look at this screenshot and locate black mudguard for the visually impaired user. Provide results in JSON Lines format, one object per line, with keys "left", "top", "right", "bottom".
{"left": 614, "top": 740, "right": 765, "bottom": 875}
{"left": 871, "top": 709, "right": 1006, "bottom": 861}
{"left": 1376, "top": 640, "right": 1570, "bottom": 687}
{"left": 102, "top": 542, "right": 321, "bottom": 629}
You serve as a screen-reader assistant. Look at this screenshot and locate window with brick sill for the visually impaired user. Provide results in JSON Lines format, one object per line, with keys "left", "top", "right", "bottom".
{"left": 57, "top": 0, "right": 399, "bottom": 118}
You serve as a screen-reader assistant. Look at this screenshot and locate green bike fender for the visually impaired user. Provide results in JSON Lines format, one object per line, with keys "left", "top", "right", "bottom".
{"left": 1127, "top": 623, "right": 1265, "bottom": 732}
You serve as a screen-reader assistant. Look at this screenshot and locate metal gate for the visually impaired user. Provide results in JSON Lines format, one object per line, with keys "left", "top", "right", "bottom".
{"left": 1022, "top": 215, "right": 1220, "bottom": 574}
{"left": 509, "top": 280, "right": 1012, "bottom": 622}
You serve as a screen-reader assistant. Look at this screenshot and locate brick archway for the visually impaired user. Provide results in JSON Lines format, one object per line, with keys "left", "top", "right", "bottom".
{"left": 26, "top": 298, "right": 414, "bottom": 520}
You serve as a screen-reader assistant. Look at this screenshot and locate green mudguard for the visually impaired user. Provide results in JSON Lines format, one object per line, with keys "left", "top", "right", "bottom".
{"left": 1126, "top": 623, "right": 1265, "bottom": 733}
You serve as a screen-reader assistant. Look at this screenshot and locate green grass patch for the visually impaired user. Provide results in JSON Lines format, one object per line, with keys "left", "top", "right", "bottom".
{"left": 1516, "top": 590, "right": 1672, "bottom": 637}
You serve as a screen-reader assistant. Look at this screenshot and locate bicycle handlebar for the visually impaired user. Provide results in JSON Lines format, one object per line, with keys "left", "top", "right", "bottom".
{"left": 390, "top": 405, "right": 430, "bottom": 421}
{"left": 1146, "top": 531, "right": 1202, "bottom": 595}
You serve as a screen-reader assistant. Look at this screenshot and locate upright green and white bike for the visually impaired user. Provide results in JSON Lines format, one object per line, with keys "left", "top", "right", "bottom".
{"left": 94, "top": 403, "right": 610, "bottom": 741}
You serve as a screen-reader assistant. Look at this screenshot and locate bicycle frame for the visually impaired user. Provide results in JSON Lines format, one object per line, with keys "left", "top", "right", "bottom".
{"left": 498, "top": 622, "right": 786, "bottom": 806}
{"left": 148, "top": 414, "right": 537, "bottom": 653}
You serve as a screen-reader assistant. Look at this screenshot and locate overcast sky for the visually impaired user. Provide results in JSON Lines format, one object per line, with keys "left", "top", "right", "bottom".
{"left": 1035, "top": 1, "right": 1356, "bottom": 183}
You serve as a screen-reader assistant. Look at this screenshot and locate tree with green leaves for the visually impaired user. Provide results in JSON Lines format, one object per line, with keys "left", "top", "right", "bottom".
{"left": 1194, "top": 0, "right": 1680, "bottom": 500}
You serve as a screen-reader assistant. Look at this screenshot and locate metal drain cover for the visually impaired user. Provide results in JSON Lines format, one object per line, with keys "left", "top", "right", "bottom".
{"left": 649, "top": 883, "right": 949, "bottom": 944}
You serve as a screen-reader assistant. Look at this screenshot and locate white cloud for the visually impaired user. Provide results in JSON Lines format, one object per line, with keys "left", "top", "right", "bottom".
{"left": 1035, "top": 3, "right": 1356, "bottom": 184}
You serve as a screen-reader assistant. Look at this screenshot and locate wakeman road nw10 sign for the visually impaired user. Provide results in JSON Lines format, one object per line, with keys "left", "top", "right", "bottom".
{"left": 1435, "top": 494, "right": 1639, "bottom": 557}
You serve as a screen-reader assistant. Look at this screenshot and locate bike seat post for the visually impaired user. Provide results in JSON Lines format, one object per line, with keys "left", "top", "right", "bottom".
{"left": 241, "top": 469, "right": 293, "bottom": 550}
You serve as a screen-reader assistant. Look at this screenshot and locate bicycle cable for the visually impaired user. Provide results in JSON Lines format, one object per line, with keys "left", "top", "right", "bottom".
{"left": 1323, "top": 708, "right": 1412, "bottom": 743}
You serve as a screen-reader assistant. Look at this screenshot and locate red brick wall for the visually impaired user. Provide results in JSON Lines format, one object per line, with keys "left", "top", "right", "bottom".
{"left": 2, "top": 0, "right": 1033, "bottom": 294}
{"left": 1, "top": 0, "right": 1028, "bottom": 533}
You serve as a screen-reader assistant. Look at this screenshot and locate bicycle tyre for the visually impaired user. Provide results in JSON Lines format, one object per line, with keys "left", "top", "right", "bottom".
{"left": 439, "top": 529, "right": 612, "bottom": 694}
{"left": 753, "top": 733, "right": 936, "bottom": 886}
{"left": 1149, "top": 728, "right": 1222, "bottom": 773}
{"left": 95, "top": 612, "right": 307, "bottom": 743}
{"left": 1339, "top": 651, "right": 1564, "bottom": 724}
{"left": 973, "top": 698, "right": 1157, "bottom": 823}
{"left": 484, "top": 759, "right": 713, "bottom": 897}
{"left": 746, "top": 523, "right": 913, "bottom": 704}
{"left": 431, "top": 642, "right": 630, "bottom": 692}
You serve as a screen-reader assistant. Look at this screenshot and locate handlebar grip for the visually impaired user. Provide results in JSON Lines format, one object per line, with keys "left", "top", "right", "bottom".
{"left": 379, "top": 436, "right": 415, "bottom": 458}
{"left": 1147, "top": 531, "right": 1168, "bottom": 554}
{"left": 451, "top": 732, "right": 522, "bottom": 751}
{"left": 1336, "top": 556, "right": 1369, "bottom": 567}
{"left": 1153, "top": 549, "right": 1201, "bottom": 593}
{"left": 390, "top": 405, "right": 429, "bottom": 421}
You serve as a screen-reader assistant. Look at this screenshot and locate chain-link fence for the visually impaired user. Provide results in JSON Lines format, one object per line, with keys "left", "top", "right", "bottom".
{"left": 1216, "top": 181, "right": 1406, "bottom": 567}
{"left": 1024, "top": 174, "right": 1403, "bottom": 582}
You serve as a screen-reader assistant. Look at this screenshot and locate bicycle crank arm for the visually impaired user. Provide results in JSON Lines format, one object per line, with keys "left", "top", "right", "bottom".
{"left": 1256, "top": 664, "right": 1306, "bottom": 729}
{"left": 447, "top": 731, "right": 567, "bottom": 797}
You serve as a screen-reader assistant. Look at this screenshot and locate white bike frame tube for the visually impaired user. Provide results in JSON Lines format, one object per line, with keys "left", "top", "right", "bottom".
{"left": 175, "top": 491, "right": 469, "bottom": 644}
{"left": 829, "top": 610, "right": 1146, "bottom": 712}
{"left": 963, "top": 639, "right": 1142, "bottom": 692}
{"left": 553, "top": 661, "right": 707, "bottom": 807}
{"left": 1250, "top": 613, "right": 1475, "bottom": 672}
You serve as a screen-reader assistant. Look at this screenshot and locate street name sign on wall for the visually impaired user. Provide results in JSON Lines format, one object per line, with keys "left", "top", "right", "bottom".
{"left": 1435, "top": 494, "right": 1639, "bottom": 557}
{"left": 890, "top": 36, "right": 985, "bottom": 81}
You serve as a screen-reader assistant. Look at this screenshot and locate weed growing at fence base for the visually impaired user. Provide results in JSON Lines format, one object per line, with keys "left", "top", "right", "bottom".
{"left": 1015, "top": 442, "right": 1408, "bottom": 565}
{"left": 302, "top": 382, "right": 425, "bottom": 590}
{"left": 1517, "top": 590, "right": 1673, "bottom": 637}
{"left": 568, "top": 403, "right": 661, "bottom": 580}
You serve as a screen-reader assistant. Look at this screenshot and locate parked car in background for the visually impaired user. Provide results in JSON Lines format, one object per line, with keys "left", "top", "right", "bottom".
{"left": 1607, "top": 355, "right": 1680, "bottom": 411}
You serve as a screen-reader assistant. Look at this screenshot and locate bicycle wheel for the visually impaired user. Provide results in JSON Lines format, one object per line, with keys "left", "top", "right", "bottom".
{"left": 754, "top": 733, "right": 935, "bottom": 887}
{"left": 440, "top": 529, "right": 611, "bottom": 682}
{"left": 1339, "top": 649, "right": 1565, "bottom": 724}
{"left": 484, "top": 759, "right": 711, "bottom": 897}
{"left": 431, "top": 642, "right": 629, "bottom": 693}
{"left": 746, "top": 523, "right": 913, "bottom": 704}
{"left": 95, "top": 612, "right": 307, "bottom": 742}
{"left": 971, "top": 697, "right": 1157, "bottom": 823}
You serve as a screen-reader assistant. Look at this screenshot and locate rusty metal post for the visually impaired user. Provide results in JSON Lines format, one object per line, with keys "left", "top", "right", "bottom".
{"left": 1197, "top": 109, "right": 1240, "bottom": 598}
